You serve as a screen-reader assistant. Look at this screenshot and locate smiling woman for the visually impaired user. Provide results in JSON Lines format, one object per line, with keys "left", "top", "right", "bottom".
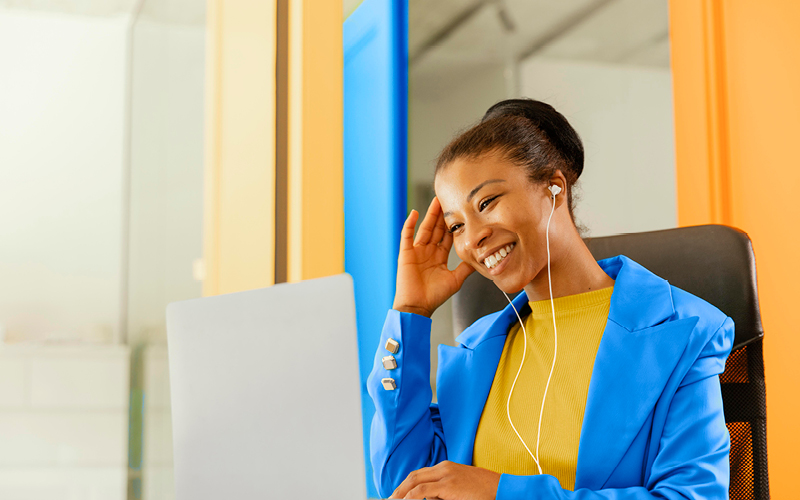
{"left": 367, "top": 99, "right": 734, "bottom": 500}
{"left": 433, "top": 152, "right": 611, "bottom": 299}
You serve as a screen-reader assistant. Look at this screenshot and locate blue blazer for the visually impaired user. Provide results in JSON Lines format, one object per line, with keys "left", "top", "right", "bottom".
{"left": 367, "top": 255, "right": 734, "bottom": 500}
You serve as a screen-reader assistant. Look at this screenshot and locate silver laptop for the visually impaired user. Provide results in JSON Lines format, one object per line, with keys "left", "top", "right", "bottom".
{"left": 166, "top": 274, "right": 367, "bottom": 499}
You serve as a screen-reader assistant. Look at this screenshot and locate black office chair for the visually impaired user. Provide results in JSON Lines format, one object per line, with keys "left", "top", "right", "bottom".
{"left": 452, "top": 225, "right": 769, "bottom": 500}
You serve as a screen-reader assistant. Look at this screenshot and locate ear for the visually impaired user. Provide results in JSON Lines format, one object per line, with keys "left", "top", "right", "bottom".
{"left": 548, "top": 170, "right": 568, "bottom": 209}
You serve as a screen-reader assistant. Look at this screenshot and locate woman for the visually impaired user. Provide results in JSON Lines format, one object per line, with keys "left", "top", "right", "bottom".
{"left": 367, "top": 99, "right": 733, "bottom": 500}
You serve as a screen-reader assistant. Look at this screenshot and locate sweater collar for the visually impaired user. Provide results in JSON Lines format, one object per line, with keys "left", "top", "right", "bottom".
{"left": 455, "top": 255, "right": 675, "bottom": 349}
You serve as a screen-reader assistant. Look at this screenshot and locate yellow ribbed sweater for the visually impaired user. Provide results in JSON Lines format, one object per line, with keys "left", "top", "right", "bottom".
{"left": 472, "top": 286, "right": 614, "bottom": 491}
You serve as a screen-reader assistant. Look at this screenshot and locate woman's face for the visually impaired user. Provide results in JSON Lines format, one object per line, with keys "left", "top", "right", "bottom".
{"left": 434, "top": 153, "right": 557, "bottom": 294}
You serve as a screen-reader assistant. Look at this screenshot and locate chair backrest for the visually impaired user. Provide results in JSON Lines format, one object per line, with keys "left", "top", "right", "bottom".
{"left": 452, "top": 224, "right": 769, "bottom": 500}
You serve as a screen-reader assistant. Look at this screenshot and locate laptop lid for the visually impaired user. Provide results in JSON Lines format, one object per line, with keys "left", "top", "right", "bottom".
{"left": 166, "top": 273, "right": 366, "bottom": 499}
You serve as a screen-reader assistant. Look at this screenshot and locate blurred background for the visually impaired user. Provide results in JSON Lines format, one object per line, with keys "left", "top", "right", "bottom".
{"left": 0, "top": 1, "right": 205, "bottom": 498}
{"left": 0, "top": 0, "right": 797, "bottom": 499}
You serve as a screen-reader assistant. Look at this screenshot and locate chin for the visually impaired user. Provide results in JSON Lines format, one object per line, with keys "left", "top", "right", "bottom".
{"left": 491, "top": 276, "right": 525, "bottom": 296}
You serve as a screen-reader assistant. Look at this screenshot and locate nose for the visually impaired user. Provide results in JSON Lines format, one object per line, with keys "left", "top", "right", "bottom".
{"left": 463, "top": 223, "right": 492, "bottom": 252}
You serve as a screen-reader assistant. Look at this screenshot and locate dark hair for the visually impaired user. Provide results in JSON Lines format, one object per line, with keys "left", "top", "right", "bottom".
{"left": 435, "top": 98, "right": 584, "bottom": 222}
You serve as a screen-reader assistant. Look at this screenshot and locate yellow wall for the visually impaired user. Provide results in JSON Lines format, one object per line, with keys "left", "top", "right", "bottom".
{"left": 204, "top": 0, "right": 278, "bottom": 295}
{"left": 204, "top": 0, "right": 343, "bottom": 294}
{"left": 671, "top": 1, "right": 800, "bottom": 496}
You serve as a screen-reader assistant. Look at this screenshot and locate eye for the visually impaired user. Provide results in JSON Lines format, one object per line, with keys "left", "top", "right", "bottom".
{"left": 479, "top": 195, "right": 498, "bottom": 211}
{"left": 448, "top": 223, "right": 462, "bottom": 234}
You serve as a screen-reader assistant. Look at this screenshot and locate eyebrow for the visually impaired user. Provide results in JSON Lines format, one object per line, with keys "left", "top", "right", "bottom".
{"left": 442, "top": 179, "right": 505, "bottom": 218}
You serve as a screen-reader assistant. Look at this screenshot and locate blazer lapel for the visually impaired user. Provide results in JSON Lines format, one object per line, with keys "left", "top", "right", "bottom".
{"left": 436, "top": 291, "right": 530, "bottom": 465}
{"left": 575, "top": 316, "right": 698, "bottom": 489}
{"left": 575, "top": 255, "right": 695, "bottom": 490}
{"left": 436, "top": 337, "right": 505, "bottom": 464}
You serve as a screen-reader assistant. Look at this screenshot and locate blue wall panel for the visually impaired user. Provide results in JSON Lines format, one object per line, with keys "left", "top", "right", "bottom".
{"left": 344, "top": 0, "right": 407, "bottom": 496}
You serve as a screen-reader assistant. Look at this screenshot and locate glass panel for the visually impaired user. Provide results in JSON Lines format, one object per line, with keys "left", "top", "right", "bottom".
{"left": 127, "top": 3, "right": 206, "bottom": 499}
{"left": 0, "top": 2, "right": 203, "bottom": 498}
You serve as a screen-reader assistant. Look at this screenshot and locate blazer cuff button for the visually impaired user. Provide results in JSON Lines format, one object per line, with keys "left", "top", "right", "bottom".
{"left": 385, "top": 338, "right": 400, "bottom": 354}
{"left": 382, "top": 355, "right": 397, "bottom": 370}
{"left": 381, "top": 378, "right": 397, "bottom": 391}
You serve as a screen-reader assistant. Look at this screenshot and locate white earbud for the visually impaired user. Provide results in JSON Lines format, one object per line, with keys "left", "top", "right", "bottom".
{"left": 549, "top": 184, "right": 562, "bottom": 197}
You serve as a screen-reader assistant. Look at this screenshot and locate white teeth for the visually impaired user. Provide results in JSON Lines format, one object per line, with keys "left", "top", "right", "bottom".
{"left": 484, "top": 243, "right": 515, "bottom": 269}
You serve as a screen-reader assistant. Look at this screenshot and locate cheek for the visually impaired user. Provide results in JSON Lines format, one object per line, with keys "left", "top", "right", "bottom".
{"left": 453, "top": 243, "right": 479, "bottom": 269}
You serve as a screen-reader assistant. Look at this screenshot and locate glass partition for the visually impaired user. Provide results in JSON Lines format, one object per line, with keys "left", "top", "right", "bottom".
{"left": 126, "top": 2, "right": 206, "bottom": 499}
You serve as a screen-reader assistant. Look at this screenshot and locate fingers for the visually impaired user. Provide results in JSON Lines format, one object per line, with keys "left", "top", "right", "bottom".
{"left": 413, "top": 197, "right": 442, "bottom": 247}
{"left": 453, "top": 261, "right": 476, "bottom": 287}
{"left": 395, "top": 462, "right": 500, "bottom": 500}
{"left": 429, "top": 199, "right": 447, "bottom": 245}
{"left": 390, "top": 465, "right": 443, "bottom": 499}
{"left": 399, "top": 209, "right": 419, "bottom": 252}
{"left": 439, "top": 226, "right": 453, "bottom": 253}
{"left": 405, "top": 483, "right": 441, "bottom": 500}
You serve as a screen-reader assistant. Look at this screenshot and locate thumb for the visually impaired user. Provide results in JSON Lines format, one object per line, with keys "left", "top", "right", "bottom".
{"left": 453, "top": 261, "right": 476, "bottom": 288}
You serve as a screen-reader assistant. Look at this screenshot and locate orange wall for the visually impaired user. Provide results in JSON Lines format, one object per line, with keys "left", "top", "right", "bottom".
{"left": 288, "top": 0, "right": 344, "bottom": 282}
{"left": 671, "top": 1, "right": 800, "bottom": 496}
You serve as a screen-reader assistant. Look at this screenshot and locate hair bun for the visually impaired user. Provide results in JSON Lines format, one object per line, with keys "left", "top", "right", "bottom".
{"left": 481, "top": 99, "right": 584, "bottom": 178}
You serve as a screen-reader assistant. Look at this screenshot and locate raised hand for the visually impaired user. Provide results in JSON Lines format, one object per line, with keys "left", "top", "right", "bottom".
{"left": 392, "top": 197, "right": 475, "bottom": 318}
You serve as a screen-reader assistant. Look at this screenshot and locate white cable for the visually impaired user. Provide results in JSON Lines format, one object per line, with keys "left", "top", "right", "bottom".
{"left": 502, "top": 191, "right": 559, "bottom": 476}
{"left": 503, "top": 294, "right": 541, "bottom": 473}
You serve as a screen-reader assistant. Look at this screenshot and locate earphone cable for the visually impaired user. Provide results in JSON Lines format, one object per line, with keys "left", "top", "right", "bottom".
{"left": 501, "top": 190, "right": 558, "bottom": 476}
{"left": 537, "top": 190, "right": 559, "bottom": 467}
{"left": 503, "top": 294, "right": 541, "bottom": 473}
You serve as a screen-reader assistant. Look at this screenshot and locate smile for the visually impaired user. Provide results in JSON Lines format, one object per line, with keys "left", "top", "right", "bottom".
{"left": 484, "top": 243, "right": 516, "bottom": 269}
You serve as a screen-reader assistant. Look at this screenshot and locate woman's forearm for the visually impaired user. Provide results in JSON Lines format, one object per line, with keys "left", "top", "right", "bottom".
{"left": 367, "top": 309, "right": 448, "bottom": 497}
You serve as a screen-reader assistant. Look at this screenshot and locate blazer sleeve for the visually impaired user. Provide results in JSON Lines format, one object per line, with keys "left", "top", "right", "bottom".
{"left": 495, "top": 316, "right": 735, "bottom": 500}
{"left": 367, "top": 309, "right": 448, "bottom": 498}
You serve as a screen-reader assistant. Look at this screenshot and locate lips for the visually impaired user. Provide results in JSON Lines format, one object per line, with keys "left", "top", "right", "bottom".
{"left": 483, "top": 242, "right": 516, "bottom": 269}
